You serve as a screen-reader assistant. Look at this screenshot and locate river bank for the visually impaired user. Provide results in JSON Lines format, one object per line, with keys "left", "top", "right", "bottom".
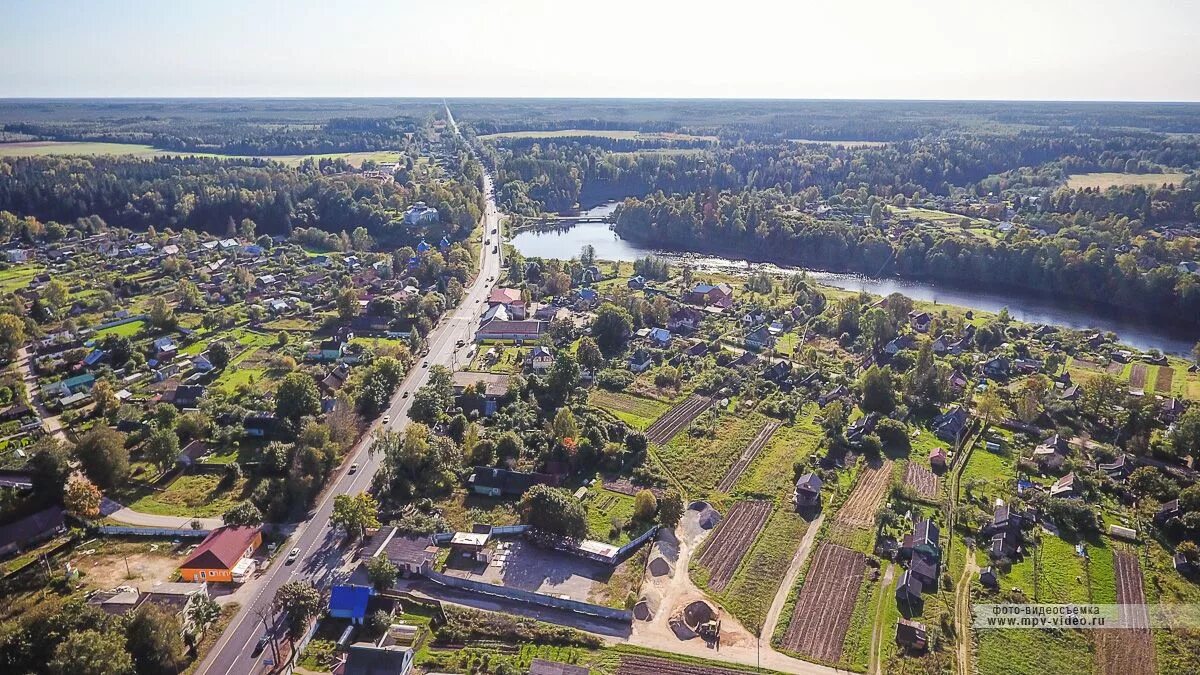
{"left": 510, "top": 211, "right": 1197, "bottom": 356}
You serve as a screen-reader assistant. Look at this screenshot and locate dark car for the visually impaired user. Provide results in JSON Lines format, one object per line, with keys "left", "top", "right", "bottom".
{"left": 252, "top": 635, "right": 270, "bottom": 656}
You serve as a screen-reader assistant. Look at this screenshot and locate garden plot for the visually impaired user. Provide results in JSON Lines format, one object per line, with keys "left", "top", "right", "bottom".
{"left": 1155, "top": 366, "right": 1174, "bottom": 393}
{"left": 835, "top": 460, "right": 893, "bottom": 528}
{"left": 695, "top": 500, "right": 772, "bottom": 592}
{"left": 903, "top": 462, "right": 939, "bottom": 500}
{"left": 591, "top": 389, "right": 670, "bottom": 429}
{"left": 1129, "top": 364, "right": 1149, "bottom": 392}
{"left": 781, "top": 542, "right": 866, "bottom": 661}
{"left": 617, "top": 655, "right": 749, "bottom": 675}
{"left": 1097, "top": 550, "right": 1154, "bottom": 675}
{"left": 716, "top": 421, "right": 781, "bottom": 493}
{"left": 645, "top": 395, "right": 713, "bottom": 445}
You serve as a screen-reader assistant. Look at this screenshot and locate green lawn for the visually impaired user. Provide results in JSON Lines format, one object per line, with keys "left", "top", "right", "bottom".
{"left": 0, "top": 264, "right": 40, "bottom": 293}
{"left": 128, "top": 474, "right": 251, "bottom": 517}
{"left": 95, "top": 319, "right": 146, "bottom": 339}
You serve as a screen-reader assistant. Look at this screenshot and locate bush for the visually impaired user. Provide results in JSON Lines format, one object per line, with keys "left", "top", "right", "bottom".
{"left": 596, "top": 368, "right": 635, "bottom": 391}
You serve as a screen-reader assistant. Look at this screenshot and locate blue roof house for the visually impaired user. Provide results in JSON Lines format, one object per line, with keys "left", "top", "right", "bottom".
{"left": 329, "top": 584, "right": 373, "bottom": 624}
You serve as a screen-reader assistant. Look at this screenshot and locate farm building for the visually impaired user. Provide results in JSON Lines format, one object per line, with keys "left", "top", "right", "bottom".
{"left": 793, "top": 473, "right": 823, "bottom": 508}
{"left": 1050, "top": 472, "right": 1078, "bottom": 498}
{"left": 0, "top": 506, "right": 65, "bottom": 559}
{"left": 366, "top": 527, "right": 437, "bottom": 577}
{"left": 178, "top": 526, "right": 261, "bottom": 583}
{"left": 895, "top": 618, "right": 928, "bottom": 650}
{"left": 895, "top": 570, "right": 923, "bottom": 604}
{"left": 929, "top": 448, "right": 947, "bottom": 472}
{"left": 343, "top": 642, "right": 414, "bottom": 675}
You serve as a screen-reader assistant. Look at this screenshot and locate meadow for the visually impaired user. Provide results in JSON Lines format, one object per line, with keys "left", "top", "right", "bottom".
{"left": 0, "top": 140, "right": 401, "bottom": 167}
{"left": 1065, "top": 171, "right": 1192, "bottom": 189}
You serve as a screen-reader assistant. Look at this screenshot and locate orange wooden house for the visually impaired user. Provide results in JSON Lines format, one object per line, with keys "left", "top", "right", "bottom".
{"left": 178, "top": 526, "right": 262, "bottom": 583}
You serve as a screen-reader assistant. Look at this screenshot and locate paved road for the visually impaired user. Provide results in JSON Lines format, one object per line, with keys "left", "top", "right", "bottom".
{"left": 196, "top": 105, "right": 502, "bottom": 675}
{"left": 100, "top": 497, "right": 225, "bottom": 530}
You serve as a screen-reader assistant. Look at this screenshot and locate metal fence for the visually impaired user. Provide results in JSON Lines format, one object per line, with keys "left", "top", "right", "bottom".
{"left": 95, "top": 525, "right": 211, "bottom": 538}
{"left": 423, "top": 570, "right": 632, "bottom": 622}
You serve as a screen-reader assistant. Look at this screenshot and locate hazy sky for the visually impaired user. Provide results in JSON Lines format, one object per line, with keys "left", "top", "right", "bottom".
{"left": 3, "top": 0, "right": 1198, "bottom": 100}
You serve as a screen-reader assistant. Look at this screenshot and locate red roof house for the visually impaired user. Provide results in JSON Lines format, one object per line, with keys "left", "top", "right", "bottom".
{"left": 178, "top": 526, "right": 262, "bottom": 583}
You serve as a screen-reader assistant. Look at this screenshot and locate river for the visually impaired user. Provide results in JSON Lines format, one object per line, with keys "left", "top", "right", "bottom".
{"left": 510, "top": 202, "right": 1197, "bottom": 356}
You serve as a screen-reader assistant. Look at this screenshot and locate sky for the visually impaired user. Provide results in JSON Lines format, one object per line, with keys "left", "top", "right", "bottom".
{"left": 2, "top": 0, "right": 1199, "bottom": 101}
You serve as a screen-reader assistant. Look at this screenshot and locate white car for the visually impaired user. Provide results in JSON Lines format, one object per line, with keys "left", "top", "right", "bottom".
{"left": 286, "top": 548, "right": 299, "bottom": 564}
{"left": 382, "top": 415, "right": 391, "bottom": 425}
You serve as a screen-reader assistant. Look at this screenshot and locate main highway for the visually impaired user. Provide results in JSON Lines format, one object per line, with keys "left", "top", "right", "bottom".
{"left": 197, "top": 105, "right": 502, "bottom": 675}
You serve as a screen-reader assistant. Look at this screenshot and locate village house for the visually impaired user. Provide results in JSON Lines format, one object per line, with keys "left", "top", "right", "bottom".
{"left": 365, "top": 527, "right": 438, "bottom": 578}
{"left": 744, "top": 325, "right": 775, "bottom": 351}
{"left": 477, "top": 319, "right": 543, "bottom": 343}
{"left": 1050, "top": 472, "right": 1078, "bottom": 499}
{"left": 667, "top": 306, "right": 703, "bottom": 333}
{"left": 895, "top": 619, "right": 928, "bottom": 651}
{"left": 628, "top": 348, "right": 653, "bottom": 373}
{"left": 908, "top": 310, "right": 931, "bottom": 332}
{"left": 932, "top": 406, "right": 970, "bottom": 444}
{"left": 178, "top": 526, "right": 262, "bottom": 583}
{"left": 793, "top": 473, "right": 823, "bottom": 508}
{"left": 648, "top": 327, "right": 672, "bottom": 347}
{"left": 527, "top": 346, "right": 554, "bottom": 372}
{"left": 684, "top": 282, "right": 733, "bottom": 309}
{"left": 343, "top": 642, "right": 415, "bottom": 675}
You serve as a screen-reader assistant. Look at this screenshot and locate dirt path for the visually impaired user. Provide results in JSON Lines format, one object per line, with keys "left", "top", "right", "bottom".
{"left": 954, "top": 545, "right": 979, "bottom": 675}
{"left": 762, "top": 511, "right": 825, "bottom": 639}
{"left": 869, "top": 563, "right": 896, "bottom": 675}
{"left": 628, "top": 508, "right": 842, "bottom": 675}
{"left": 15, "top": 346, "right": 66, "bottom": 440}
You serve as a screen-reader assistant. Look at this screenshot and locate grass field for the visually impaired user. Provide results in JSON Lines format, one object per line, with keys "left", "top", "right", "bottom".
{"left": 590, "top": 390, "right": 670, "bottom": 430}
{"left": 1065, "top": 172, "right": 1191, "bottom": 189}
{"left": 656, "top": 411, "right": 767, "bottom": 493}
{"left": 95, "top": 319, "right": 146, "bottom": 339}
{"left": 128, "top": 474, "right": 250, "bottom": 517}
{"left": 0, "top": 264, "right": 40, "bottom": 294}
{"left": 0, "top": 140, "right": 401, "bottom": 167}
{"left": 788, "top": 138, "right": 889, "bottom": 148}
{"left": 478, "top": 129, "right": 717, "bottom": 142}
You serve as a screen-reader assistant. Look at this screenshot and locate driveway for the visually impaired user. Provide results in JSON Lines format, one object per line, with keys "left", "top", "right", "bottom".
{"left": 101, "top": 497, "right": 224, "bottom": 530}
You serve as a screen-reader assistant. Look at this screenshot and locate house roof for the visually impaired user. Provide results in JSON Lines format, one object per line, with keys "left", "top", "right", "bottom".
{"left": 895, "top": 619, "right": 928, "bottom": 645}
{"left": 0, "top": 506, "right": 64, "bottom": 552}
{"left": 329, "top": 584, "right": 372, "bottom": 619}
{"left": 795, "top": 473, "right": 823, "bottom": 492}
{"left": 478, "top": 320, "right": 543, "bottom": 337}
{"left": 344, "top": 643, "right": 413, "bottom": 675}
{"left": 369, "top": 527, "right": 437, "bottom": 569}
{"left": 180, "top": 526, "right": 260, "bottom": 571}
{"left": 451, "top": 371, "right": 511, "bottom": 397}
{"left": 488, "top": 287, "right": 523, "bottom": 305}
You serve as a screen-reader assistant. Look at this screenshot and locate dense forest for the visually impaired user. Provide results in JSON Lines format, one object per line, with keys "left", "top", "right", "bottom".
{"left": 0, "top": 153, "right": 484, "bottom": 248}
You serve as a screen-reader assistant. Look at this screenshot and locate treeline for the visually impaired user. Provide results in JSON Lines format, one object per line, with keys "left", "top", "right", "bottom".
{"left": 0, "top": 154, "right": 483, "bottom": 247}
{"left": 3, "top": 115, "right": 422, "bottom": 156}
{"left": 614, "top": 190, "right": 1200, "bottom": 326}
{"left": 482, "top": 126, "right": 1200, "bottom": 215}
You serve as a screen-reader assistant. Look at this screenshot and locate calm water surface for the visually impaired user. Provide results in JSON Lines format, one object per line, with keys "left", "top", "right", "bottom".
{"left": 510, "top": 202, "right": 1197, "bottom": 355}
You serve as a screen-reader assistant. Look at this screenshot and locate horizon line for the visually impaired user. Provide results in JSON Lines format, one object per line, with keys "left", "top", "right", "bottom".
{"left": 2, "top": 95, "right": 1200, "bottom": 105}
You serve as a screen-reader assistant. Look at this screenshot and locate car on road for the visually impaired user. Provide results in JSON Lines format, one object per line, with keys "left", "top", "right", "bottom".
{"left": 402, "top": 391, "right": 409, "bottom": 398}
{"left": 349, "top": 463, "right": 358, "bottom": 474}
{"left": 456, "top": 339, "right": 465, "bottom": 347}
{"left": 492, "top": 246, "right": 498, "bottom": 253}
{"left": 422, "top": 361, "right": 429, "bottom": 368}
{"left": 253, "top": 635, "right": 270, "bottom": 656}
{"left": 286, "top": 548, "right": 299, "bottom": 564}
{"left": 382, "top": 415, "right": 391, "bottom": 425}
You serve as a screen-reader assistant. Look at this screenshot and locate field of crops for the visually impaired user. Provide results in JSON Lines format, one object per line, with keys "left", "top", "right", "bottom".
{"left": 1129, "top": 364, "right": 1149, "bottom": 391}
{"left": 1065, "top": 172, "right": 1191, "bottom": 189}
{"left": 645, "top": 395, "right": 712, "bottom": 445}
{"left": 835, "top": 460, "right": 893, "bottom": 528}
{"left": 903, "top": 462, "right": 939, "bottom": 500}
{"left": 781, "top": 542, "right": 866, "bottom": 661}
{"left": 590, "top": 389, "right": 669, "bottom": 429}
{"left": 1156, "top": 366, "right": 1174, "bottom": 393}
{"left": 616, "top": 654, "right": 750, "bottom": 675}
{"left": 1097, "top": 551, "right": 1154, "bottom": 675}
{"left": 716, "top": 421, "right": 781, "bottom": 493}
{"left": 695, "top": 500, "right": 772, "bottom": 592}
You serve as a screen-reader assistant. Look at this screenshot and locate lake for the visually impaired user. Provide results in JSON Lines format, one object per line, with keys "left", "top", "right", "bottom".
{"left": 510, "top": 204, "right": 1197, "bottom": 356}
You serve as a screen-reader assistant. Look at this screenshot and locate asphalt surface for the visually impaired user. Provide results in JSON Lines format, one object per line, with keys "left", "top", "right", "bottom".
{"left": 196, "top": 106, "right": 502, "bottom": 675}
